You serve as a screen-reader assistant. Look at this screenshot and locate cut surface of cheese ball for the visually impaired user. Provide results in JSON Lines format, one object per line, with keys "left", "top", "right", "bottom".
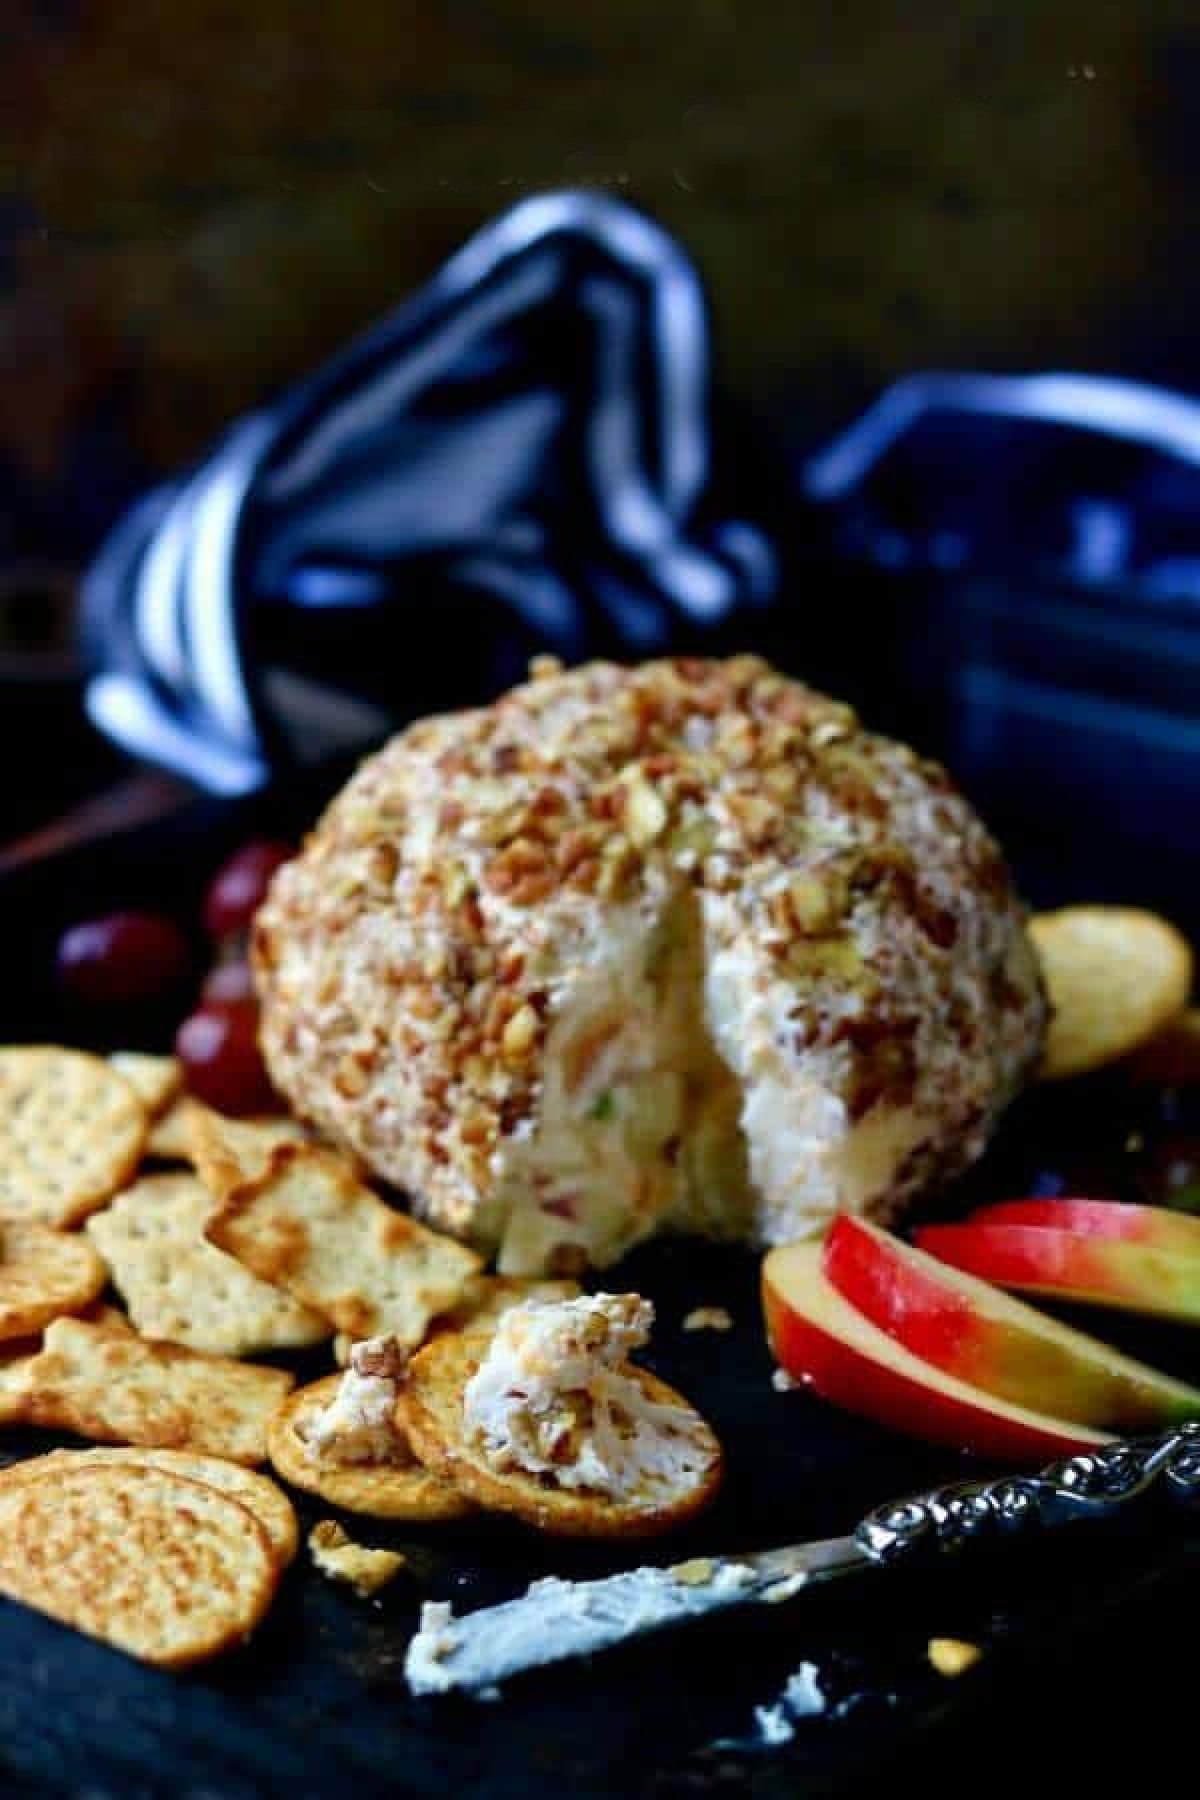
{"left": 254, "top": 657, "right": 1045, "bottom": 1272}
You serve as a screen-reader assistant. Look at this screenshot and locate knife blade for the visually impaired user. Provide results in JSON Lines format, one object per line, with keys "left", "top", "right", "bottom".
{"left": 404, "top": 1534, "right": 868, "bottom": 1696}
{"left": 405, "top": 1421, "right": 1200, "bottom": 1696}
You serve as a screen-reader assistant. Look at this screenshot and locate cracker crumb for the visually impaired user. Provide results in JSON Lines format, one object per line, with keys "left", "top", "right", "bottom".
{"left": 928, "top": 1636, "right": 982, "bottom": 1677}
{"left": 682, "top": 1306, "right": 733, "bottom": 1333}
{"left": 308, "top": 1519, "right": 405, "bottom": 1597}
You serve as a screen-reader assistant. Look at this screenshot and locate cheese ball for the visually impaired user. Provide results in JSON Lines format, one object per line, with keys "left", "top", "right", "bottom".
{"left": 254, "top": 656, "right": 1045, "bottom": 1273}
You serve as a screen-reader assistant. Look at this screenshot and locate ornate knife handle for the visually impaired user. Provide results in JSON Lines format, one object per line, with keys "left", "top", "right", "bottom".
{"left": 855, "top": 1423, "right": 1200, "bottom": 1566}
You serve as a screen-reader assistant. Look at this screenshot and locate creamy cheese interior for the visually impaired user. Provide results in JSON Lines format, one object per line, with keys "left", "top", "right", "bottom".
{"left": 491, "top": 882, "right": 927, "bottom": 1274}
{"left": 701, "top": 921, "right": 929, "bottom": 1248}
{"left": 462, "top": 1292, "right": 713, "bottom": 1501}
{"left": 493, "top": 889, "right": 754, "bottom": 1274}
{"left": 305, "top": 1336, "right": 407, "bottom": 1466}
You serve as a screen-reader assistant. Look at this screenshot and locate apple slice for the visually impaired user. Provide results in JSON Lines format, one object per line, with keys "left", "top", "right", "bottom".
{"left": 915, "top": 1221, "right": 1200, "bottom": 1324}
{"left": 762, "top": 1243, "right": 1113, "bottom": 1461}
{"left": 823, "top": 1214, "right": 1200, "bottom": 1430}
{"left": 967, "top": 1197, "right": 1200, "bottom": 1256}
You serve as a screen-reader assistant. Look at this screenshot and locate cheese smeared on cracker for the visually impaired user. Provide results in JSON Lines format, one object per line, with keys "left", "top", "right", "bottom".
{"left": 305, "top": 1336, "right": 407, "bottom": 1466}
{"left": 462, "top": 1293, "right": 712, "bottom": 1501}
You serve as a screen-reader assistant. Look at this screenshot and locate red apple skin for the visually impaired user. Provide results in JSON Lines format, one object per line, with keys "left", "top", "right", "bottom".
{"left": 762, "top": 1244, "right": 1111, "bottom": 1462}
{"left": 915, "top": 1222, "right": 1200, "bottom": 1324}
{"left": 967, "top": 1198, "right": 1200, "bottom": 1257}
{"left": 823, "top": 1214, "right": 1200, "bottom": 1430}
{"left": 824, "top": 1215, "right": 983, "bottom": 1370}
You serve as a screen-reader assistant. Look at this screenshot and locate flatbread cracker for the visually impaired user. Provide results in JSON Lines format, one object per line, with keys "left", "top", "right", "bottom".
{"left": 0, "top": 1222, "right": 107, "bottom": 1342}
{"left": 108, "top": 1054, "right": 183, "bottom": 1119}
{"left": 0, "top": 1309, "right": 134, "bottom": 1438}
{"left": 1031, "top": 907, "right": 1194, "bottom": 1079}
{"left": 267, "top": 1374, "right": 473, "bottom": 1520}
{"left": 207, "top": 1144, "right": 481, "bottom": 1346}
{"left": 87, "top": 1171, "right": 328, "bottom": 1355}
{"left": 0, "top": 1462, "right": 278, "bottom": 1667}
{"left": 144, "top": 1097, "right": 202, "bottom": 1160}
{"left": 0, "top": 1447, "right": 298, "bottom": 1568}
{"left": 21, "top": 1315, "right": 292, "bottom": 1464}
{"left": 0, "top": 1048, "right": 147, "bottom": 1226}
{"left": 0, "top": 1340, "right": 38, "bottom": 1425}
{"left": 399, "top": 1330, "right": 723, "bottom": 1538}
{"left": 77, "top": 1301, "right": 137, "bottom": 1335}
{"left": 187, "top": 1105, "right": 312, "bottom": 1200}
{"left": 333, "top": 1276, "right": 582, "bottom": 1365}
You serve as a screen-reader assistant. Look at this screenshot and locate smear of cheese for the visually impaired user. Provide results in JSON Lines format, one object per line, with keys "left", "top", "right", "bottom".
{"left": 462, "top": 1292, "right": 712, "bottom": 1501}
{"left": 405, "top": 1600, "right": 461, "bottom": 1694}
{"left": 403, "top": 1559, "right": 762, "bottom": 1697}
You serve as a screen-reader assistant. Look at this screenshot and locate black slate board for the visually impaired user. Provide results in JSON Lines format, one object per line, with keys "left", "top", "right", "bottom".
{"left": 1, "top": 771, "right": 1198, "bottom": 1799}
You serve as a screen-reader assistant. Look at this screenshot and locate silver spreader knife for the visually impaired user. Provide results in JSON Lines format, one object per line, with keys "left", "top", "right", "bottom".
{"left": 405, "top": 1423, "right": 1200, "bottom": 1695}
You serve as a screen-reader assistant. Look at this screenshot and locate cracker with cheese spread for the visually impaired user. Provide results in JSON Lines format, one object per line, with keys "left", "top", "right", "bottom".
{"left": 399, "top": 1292, "right": 723, "bottom": 1536}
{"left": 268, "top": 1348, "right": 472, "bottom": 1521}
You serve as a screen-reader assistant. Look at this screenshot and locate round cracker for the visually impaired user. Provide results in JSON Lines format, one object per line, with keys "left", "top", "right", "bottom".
{"left": 1030, "top": 907, "right": 1194, "bottom": 1080}
{"left": 398, "top": 1331, "right": 723, "bottom": 1538}
{"left": 268, "top": 1374, "right": 473, "bottom": 1521}
{"left": 0, "top": 1447, "right": 298, "bottom": 1568}
{"left": 0, "top": 1462, "right": 279, "bottom": 1667}
{"left": 0, "top": 1222, "right": 107, "bottom": 1342}
{"left": 0, "top": 1048, "right": 148, "bottom": 1227}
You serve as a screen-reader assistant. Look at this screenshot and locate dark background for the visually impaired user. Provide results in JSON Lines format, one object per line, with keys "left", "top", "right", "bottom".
{"left": 7, "top": 2, "right": 1200, "bottom": 493}
{"left": 4, "top": 2, "right": 1200, "bottom": 835}
{"left": 5, "top": 10, "right": 1200, "bottom": 593}
{"left": 7, "top": 5, "right": 1200, "bottom": 856}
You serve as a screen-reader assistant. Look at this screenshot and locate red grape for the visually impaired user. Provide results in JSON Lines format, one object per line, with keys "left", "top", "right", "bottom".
{"left": 203, "top": 839, "right": 293, "bottom": 941}
{"left": 175, "top": 1000, "right": 276, "bottom": 1115}
{"left": 56, "top": 911, "right": 193, "bottom": 1009}
{"left": 201, "top": 960, "right": 257, "bottom": 1006}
